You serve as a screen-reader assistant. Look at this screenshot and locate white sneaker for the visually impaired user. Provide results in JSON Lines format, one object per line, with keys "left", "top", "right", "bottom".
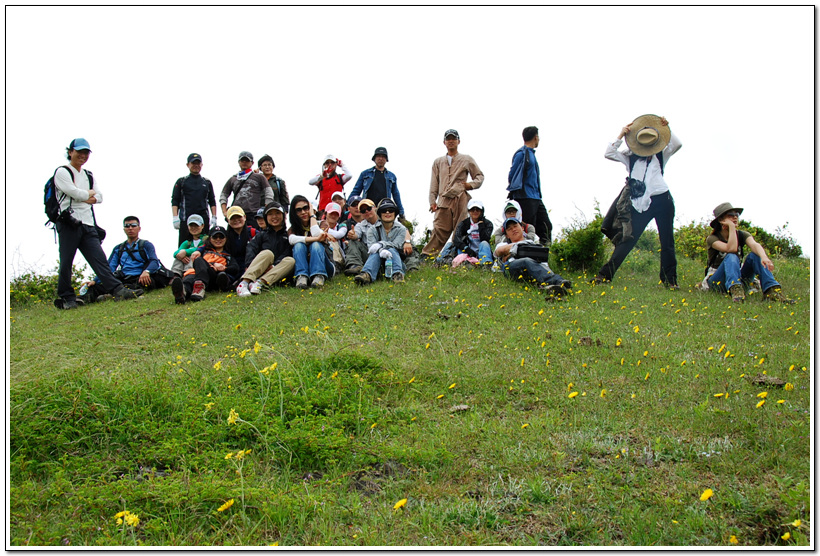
{"left": 236, "top": 281, "right": 251, "bottom": 297}
{"left": 249, "top": 280, "right": 262, "bottom": 295}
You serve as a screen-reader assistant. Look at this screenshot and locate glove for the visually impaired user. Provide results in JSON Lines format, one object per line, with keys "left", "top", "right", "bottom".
{"left": 368, "top": 242, "right": 383, "bottom": 254}
{"left": 172, "top": 216, "right": 180, "bottom": 230}
{"left": 379, "top": 249, "right": 393, "bottom": 260}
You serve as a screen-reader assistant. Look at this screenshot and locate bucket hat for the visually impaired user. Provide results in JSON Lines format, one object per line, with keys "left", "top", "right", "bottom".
{"left": 710, "top": 202, "right": 744, "bottom": 228}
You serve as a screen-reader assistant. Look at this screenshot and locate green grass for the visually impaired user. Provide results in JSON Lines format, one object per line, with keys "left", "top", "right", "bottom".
{"left": 9, "top": 250, "right": 811, "bottom": 546}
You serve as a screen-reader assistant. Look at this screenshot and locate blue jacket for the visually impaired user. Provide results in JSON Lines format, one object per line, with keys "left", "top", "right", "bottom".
{"left": 349, "top": 167, "right": 405, "bottom": 217}
{"left": 507, "top": 146, "right": 541, "bottom": 199}
{"left": 107, "top": 239, "right": 161, "bottom": 276}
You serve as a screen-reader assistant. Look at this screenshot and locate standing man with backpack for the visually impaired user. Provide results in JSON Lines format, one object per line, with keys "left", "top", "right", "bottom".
{"left": 51, "top": 138, "right": 137, "bottom": 309}
{"left": 594, "top": 114, "right": 682, "bottom": 289}
{"left": 220, "top": 151, "right": 274, "bottom": 230}
{"left": 507, "top": 126, "right": 551, "bottom": 249}
{"left": 171, "top": 153, "right": 217, "bottom": 246}
{"left": 257, "top": 154, "right": 290, "bottom": 211}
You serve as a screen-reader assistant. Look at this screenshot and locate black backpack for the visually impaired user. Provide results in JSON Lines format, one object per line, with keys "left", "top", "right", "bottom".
{"left": 44, "top": 165, "right": 94, "bottom": 225}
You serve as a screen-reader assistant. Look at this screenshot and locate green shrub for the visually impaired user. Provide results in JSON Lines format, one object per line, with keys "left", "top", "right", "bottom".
{"left": 9, "top": 263, "right": 88, "bottom": 305}
{"left": 740, "top": 220, "right": 803, "bottom": 258}
{"left": 634, "top": 228, "right": 660, "bottom": 252}
{"left": 674, "top": 220, "right": 711, "bottom": 265}
{"left": 551, "top": 210, "right": 608, "bottom": 273}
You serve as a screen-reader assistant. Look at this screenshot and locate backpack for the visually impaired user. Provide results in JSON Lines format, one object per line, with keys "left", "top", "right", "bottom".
{"left": 117, "top": 239, "right": 150, "bottom": 270}
{"left": 44, "top": 165, "right": 93, "bottom": 225}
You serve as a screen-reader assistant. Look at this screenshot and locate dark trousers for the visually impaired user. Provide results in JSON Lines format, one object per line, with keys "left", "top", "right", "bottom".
{"left": 119, "top": 271, "right": 170, "bottom": 291}
{"left": 182, "top": 257, "right": 232, "bottom": 295}
{"left": 178, "top": 210, "right": 211, "bottom": 246}
{"left": 516, "top": 198, "right": 552, "bottom": 246}
{"left": 57, "top": 222, "right": 122, "bottom": 301}
{"left": 598, "top": 191, "right": 678, "bottom": 285}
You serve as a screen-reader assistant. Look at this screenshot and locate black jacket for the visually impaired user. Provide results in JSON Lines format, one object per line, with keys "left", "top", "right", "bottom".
{"left": 453, "top": 216, "right": 493, "bottom": 256}
{"left": 245, "top": 225, "right": 293, "bottom": 267}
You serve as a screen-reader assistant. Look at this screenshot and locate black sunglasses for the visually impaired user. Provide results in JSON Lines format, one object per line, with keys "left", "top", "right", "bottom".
{"left": 211, "top": 234, "right": 226, "bottom": 240}
{"left": 380, "top": 208, "right": 396, "bottom": 214}
{"left": 295, "top": 205, "right": 311, "bottom": 213}
{"left": 123, "top": 223, "right": 139, "bottom": 228}
{"left": 359, "top": 205, "right": 373, "bottom": 213}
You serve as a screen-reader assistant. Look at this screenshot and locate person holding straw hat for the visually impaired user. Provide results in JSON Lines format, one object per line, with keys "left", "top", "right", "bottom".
{"left": 594, "top": 114, "right": 682, "bottom": 289}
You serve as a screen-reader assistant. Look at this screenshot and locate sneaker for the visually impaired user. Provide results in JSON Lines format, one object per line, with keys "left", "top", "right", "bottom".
{"left": 171, "top": 277, "right": 186, "bottom": 304}
{"left": 354, "top": 272, "right": 371, "bottom": 286}
{"left": 392, "top": 272, "right": 405, "bottom": 283}
{"left": 54, "top": 298, "right": 79, "bottom": 310}
{"left": 236, "top": 281, "right": 252, "bottom": 297}
{"left": 295, "top": 276, "right": 309, "bottom": 290}
{"left": 216, "top": 272, "right": 230, "bottom": 291}
{"left": 344, "top": 265, "right": 363, "bottom": 276}
{"left": 96, "top": 293, "right": 114, "bottom": 303}
{"left": 190, "top": 280, "right": 206, "bottom": 301}
{"left": 729, "top": 284, "right": 745, "bottom": 303}
{"left": 763, "top": 287, "right": 795, "bottom": 304}
{"left": 112, "top": 285, "right": 139, "bottom": 300}
{"left": 310, "top": 275, "right": 325, "bottom": 288}
{"left": 249, "top": 280, "right": 263, "bottom": 295}
{"left": 544, "top": 284, "right": 567, "bottom": 301}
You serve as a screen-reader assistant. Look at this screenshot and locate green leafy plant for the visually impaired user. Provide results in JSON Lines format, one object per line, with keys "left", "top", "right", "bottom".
{"left": 550, "top": 209, "right": 607, "bottom": 273}
{"left": 739, "top": 220, "right": 803, "bottom": 258}
{"left": 674, "top": 221, "right": 712, "bottom": 265}
{"left": 9, "top": 262, "right": 88, "bottom": 305}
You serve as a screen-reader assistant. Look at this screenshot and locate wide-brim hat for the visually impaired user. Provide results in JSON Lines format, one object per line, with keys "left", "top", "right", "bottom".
{"left": 710, "top": 202, "right": 744, "bottom": 228}
{"left": 625, "top": 114, "right": 671, "bottom": 157}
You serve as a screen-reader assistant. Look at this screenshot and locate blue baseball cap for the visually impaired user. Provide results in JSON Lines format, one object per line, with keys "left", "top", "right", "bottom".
{"left": 69, "top": 138, "right": 91, "bottom": 152}
{"left": 503, "top": 217, "right": 521, "bottom": 229}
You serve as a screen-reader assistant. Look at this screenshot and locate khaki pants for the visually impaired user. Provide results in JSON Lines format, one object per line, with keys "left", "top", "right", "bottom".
{"left": 422, "top": 194, "right": 470, "bottom": 256}
{"left": 242, "top": 250, "right": 295, "bottom": 286}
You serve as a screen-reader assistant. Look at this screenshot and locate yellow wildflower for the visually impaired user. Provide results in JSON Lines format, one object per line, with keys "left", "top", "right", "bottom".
{"left": 600, "top": 389, "right": 606, "bottom": 398}
{"left": 217, "top": 499, "right": 235, "bottom": 512}
{"left": 436, "top": 394, "right": 444, "bottom": 399}
{"left": 784, "top": 383, "right": 794, "bottom": 391}
{"left": 393, "top": 498, "right": 407, "bottom": 510}
{"left": 781, "top": 532, "right": 791, "bottom": 541}
{"left": 568, "top": 392, "right": 579, "bottom": 398}
{"left": 253, "top": 341, "right": 261, "bottom": 354}
{"left": 757, "top": 391, "right": 768, "bottom": 398}
{"left": 791, "top": 519, "right": 802, "bottom": 527}
{"left": 449, "top": 383, "right": 456, "bottom": 389}
{"left": 729, "top": 535, "right": 738, "bottom": 544}
{"left": 213, "top": 361, "right": 222, "bottom": 371}
{"left": 227, "top": 408, "right": 239, "bottom": 425}
{"left": 700, "top": 488, "right": 714, "bottom": 501}
{"left": 756, "top": 400, "right": 766, "bottom": 408}
{"left": 408, "top": 377, "right": 415, "bottom": 384}
{"left": 521, "top": 423, "right": 529, "bottom": 429}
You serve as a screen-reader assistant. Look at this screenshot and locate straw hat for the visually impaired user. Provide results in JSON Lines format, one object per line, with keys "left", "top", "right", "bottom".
{"left": 625, "top": 114, "right": 671, "bottom": 157}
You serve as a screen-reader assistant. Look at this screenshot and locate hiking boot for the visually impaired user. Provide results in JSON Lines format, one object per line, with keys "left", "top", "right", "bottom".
{"left": 392, "top": 272, "right": 405, "bottom": 283}
{"left": 249, "top": 280, "right": 263, "bottom": 295}
{"left": 310, "top": 275, "right": 325, "bottom": 288}
{"left": 54, "top": 298, "right": 79, "bottom": 310}
{"left": 96, "top": 293, "right": 114, "bottom": 303}
{"left": 748, "top": 279, "right": 763, "bottom": 294}
{"left": 763, "top": 287, "right": 795, "bottom": 304}
{"left": 236, "top": 281, "right": 252, "bottom": 297}
{"left": 591, "top": 274, "right": 609, "bottom": 285}
{"left": 216, "top": 271, "right": 230, "bottom": 291}
{"left": 112, "top": 285, "right": 140, "bottom": 300}
{"left": 171, "top": 277, "right": 186, "bottom": 304}
{"left": 190, "top": 280, "right": 206, "bottom": 301}
{"left": 544, "top": 284, "right": 567, "bottom": 301}
{"left": 354, "top": 272, "right": 371, "bottom": 286}
{"left": 729, "top": 284, "right": 745, "bottom": 303}
{"left": 295, "top": 276, "right": 309, "bottom": 290}
{"left": 344, "top": 265, "right": 362, "bottom": 276}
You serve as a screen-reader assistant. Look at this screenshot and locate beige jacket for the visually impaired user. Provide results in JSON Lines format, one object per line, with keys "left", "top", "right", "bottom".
{"left": 428, "top": 153, "right": 484, "bottom": 208}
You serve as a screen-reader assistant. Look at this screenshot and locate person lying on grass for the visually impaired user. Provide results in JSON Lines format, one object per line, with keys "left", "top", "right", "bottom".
{"left": 702, "top": 202, "right": 794, "bottom": 304}
{"left": 236, "top": 202, "right": 295, "bottom": 297}
{"left": 170, "top": 226, "right": 239, "bottom": 304}
{"left": 494, "top": 217, "right": 571, "bottom": 300}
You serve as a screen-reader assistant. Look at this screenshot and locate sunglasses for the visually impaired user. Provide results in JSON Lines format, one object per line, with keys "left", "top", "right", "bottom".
{"left": 380, "top": 208, "right": 396, "bottom": 214}
{"left": 123, "top": 223, "right": 139, "bottom": 228}
{"left": 295, "top": 206, "right": 311, "bottom": 213}
{"left": 211, "top": 234, "right": 226, "bottom": 240}
{"left": 359, "top": 205, "right": 373, "bottom": 213}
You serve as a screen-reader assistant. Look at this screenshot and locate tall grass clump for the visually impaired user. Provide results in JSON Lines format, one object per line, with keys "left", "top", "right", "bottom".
{"left": 550, "top": 210, "right": 607, "bottom": 273}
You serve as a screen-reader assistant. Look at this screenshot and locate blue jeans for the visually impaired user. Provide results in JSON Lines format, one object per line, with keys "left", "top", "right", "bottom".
{"left": 707, "top": 252, "right": 778, "bottom": 292}
{"left": 362, "top": 248, "right": 405, "bottom": 280}
{"left": 503, "top": 257, "right": 564, "bottom": 286}
{"left": 292, "top": 241, "right": 334, "bottom": 279}
{"left": 435, "top": 241, "right": 493, "bottom": 264}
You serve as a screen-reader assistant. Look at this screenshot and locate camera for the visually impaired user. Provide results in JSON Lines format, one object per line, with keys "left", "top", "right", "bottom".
{"left": 626, "top": 177, "right": 646, "bottom": 199}
{"left": 58, "top": 209, "right": 82, "bottom": 227}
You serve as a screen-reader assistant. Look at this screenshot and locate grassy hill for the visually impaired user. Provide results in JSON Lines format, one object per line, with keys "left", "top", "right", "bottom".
{"left": 9, "top": 251, "right": 811, "bottom": 546}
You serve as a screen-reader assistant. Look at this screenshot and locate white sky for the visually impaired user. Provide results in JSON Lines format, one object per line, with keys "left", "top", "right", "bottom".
{"left": 6, "top": 5, "right": 815, "bottom": 278}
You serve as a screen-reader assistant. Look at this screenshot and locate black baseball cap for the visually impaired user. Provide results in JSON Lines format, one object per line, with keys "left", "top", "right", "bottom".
{"left": 187, "top": 153, "right": 202, "bottom": 163}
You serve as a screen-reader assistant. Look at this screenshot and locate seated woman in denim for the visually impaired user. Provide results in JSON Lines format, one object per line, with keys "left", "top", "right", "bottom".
{"left": 703, "top": 202, "right": 793, "bottom": 304}
{"left": 354, "top": 198, "right": 407, "bottom": 284}
{"left": 288, "top": 195, "right": 334, "bottom": 289}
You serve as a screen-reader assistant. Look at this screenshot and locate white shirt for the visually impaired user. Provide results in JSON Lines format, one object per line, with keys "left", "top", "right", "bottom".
{"left": 54, "top": 165, "right": 103, "bottom": 226}
{"left": 605, "top": 131, "right": 682, "bottom": 213}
